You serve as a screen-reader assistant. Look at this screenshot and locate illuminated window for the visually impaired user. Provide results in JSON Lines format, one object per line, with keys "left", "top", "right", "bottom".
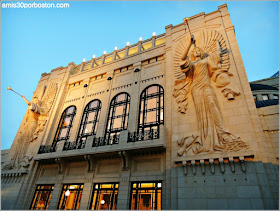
{"left": 58, "top": 184, "right": 83, "bottom": 210}
{"left": 262, "top": 94, "right": 269, "bottom": 101}
{"left": 105, "top": 93, "right": 130, "bottom": 142}
{"left": 130, "top": 182, "right": 162, "bottom": 210}
{"left": 53, "top": 106, "right": 76, "bottom": 146}
{"left": 30, "top": 185, "right": 54, "bottom": 210}
{"left": 136, "top": 85, "right": 164, "bottom": 141}
{"left": 274, "top": 94, "right": 279, "bottom": 99}
{"left": 76, "top": 100, "right": 101, "bottom": 146}
{"left": 90, "top": 183, "right": 119, "bottom": 210}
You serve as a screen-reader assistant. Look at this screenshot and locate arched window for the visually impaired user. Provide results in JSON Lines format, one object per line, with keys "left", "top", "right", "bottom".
{"left": 53, "top": 106, "right": 76, "bottom": 146}
{"left": 76, "top": 100, "right": 101, "bottom": 146}
{"left": 137, "top": 85, "right": 164, "bottom": 140}
{"left": 104, "top": 93, "right": 130, "bottom": 144}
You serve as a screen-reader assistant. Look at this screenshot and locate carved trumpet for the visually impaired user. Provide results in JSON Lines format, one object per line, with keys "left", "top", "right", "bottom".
{"left": 7, "top": 86, "right": 23, "bottom": 97}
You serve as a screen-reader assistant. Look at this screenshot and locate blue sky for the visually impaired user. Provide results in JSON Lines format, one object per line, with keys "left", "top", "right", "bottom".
{"left": 1, "top": 1, "right": 279, "bottom": 150}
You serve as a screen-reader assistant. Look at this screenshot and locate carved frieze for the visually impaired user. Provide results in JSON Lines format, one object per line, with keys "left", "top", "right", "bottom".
{"left": 173, "top": 29, "right": 249, "bottom": 157}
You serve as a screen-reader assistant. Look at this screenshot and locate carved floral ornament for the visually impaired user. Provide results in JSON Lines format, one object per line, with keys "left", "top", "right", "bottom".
{"left": 173, "top": 29, "right": 249, "bottom": 157}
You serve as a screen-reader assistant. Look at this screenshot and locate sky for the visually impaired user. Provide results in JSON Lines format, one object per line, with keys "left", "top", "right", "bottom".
{"left": 1, "top": 1, "right": 279, "bottom": 150}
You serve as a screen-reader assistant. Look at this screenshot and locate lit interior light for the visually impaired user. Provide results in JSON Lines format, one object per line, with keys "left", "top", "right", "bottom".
{"left": 95, "top": 185, "right": 98, "bottom": 189}
{"left": 103, "top": 51, "right": 107, "bottom": 54}
{"left": 70, "top": 186, "right": 75, "bottom": 189}
{"left": 93, "top": 55, "right": 96, "bottom": 59}
{"left": 83, "top": 58, "right": 86, "bottom": 62}
{"left": 114, "top": 46, "right": 118, "bottom": 50}
{"left": 158, "top": 183, "right": 162, "bottom": 188}
{"left": 101, "top": 200, "right": 105, "bottom": 205}
{"left": 160, "top": 111, "right": 164, "bottom": 121}
{"left": 65, "top": 190, "right": 70, "bottom": 196}
{"left": 126, "top": 42, "right": 130, "bottom": 46}
{"left": 152, "top": 32, "right": 156, "bottom": 36}
{"left": 139, "top": 37, "right": 143, "bottom": 41}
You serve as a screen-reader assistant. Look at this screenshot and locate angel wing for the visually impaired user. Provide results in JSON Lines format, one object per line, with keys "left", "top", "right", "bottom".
{"left": 200, "top": 29, "right": 230, "bottom": 73}
{"left": 41, "top": 82, "right": 58, "bottom": 114}
{"left": 173, "top": 29, "right": 230, "bottom": 80}
{"left": 173, "top": 35, "right": 189, "bottom": 80}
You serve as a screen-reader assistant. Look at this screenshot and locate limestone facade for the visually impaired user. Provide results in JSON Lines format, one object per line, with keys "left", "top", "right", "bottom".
{"left": 1, "top": 4, "right": 279, "bottom": 210}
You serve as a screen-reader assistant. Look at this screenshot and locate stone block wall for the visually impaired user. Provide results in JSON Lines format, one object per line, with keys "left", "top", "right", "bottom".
{"left": 172, "top": 161, "right": 279, "bottom": 210}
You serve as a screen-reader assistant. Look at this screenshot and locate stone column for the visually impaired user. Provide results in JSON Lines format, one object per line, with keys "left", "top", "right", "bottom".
{"left": 48, "top": 177, "right": 63, "bottom": 210}
{"left": 164, "top": 23, "right": 174, "bottom": 210}
{"left": 78, "top": 175, "right": 94, "bottom": 210}
{"left": 116, "top": 172, "right": 131, "bottom": 210}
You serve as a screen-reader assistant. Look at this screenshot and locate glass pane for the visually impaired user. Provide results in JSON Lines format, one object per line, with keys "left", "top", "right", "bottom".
{"left": 63, "top": 117, "right": 71, "bottom": 127}
{"left": 157, "top": 190, "right": 161, "bottom": 210}
{"left": 147, "top": 86, "right": 157, "bottom": 95}
{"left": 59, "top": 128, "right": 68, "bottom": 138}
{"left": 274, "top": 95, "right": 279, "bottom": 99}
{"left": 58, "top": 185, "right": 83, "bottom": 210}
{"left": 262, "top": 95, "right": 269, "bottom": 101}
{"left": 146, "top": 111, "right": 157, "bottom": 123}
{"left": 115, "top": 105, "right": 124, "bottom": 116}
{"left": 130, "top": 183, "right": 161, "bottom": 210}
{"left": 31, "top": 185, "right": 54, "bottom": 210}
{"left": 147, "top": 98, "right": 157, "bottom": 110}
{"left": 117, "top": 94, "right": 125, "bottom": 102}
{"left": 140, "top": 113, "right": 143, "bottom": 125}
{"left": 87, "top": 112, "right": 96, "bottom": 122}
{"left": 160, "top": 111, "right": 164, "bottom": 121}
{"left": 90, "top": 101, "right": 98, "bottom": 108}
{"left": 91, "top": 184, "right": 118, "bottom": 210}
{"left": 66, "top": 107, "right": 75, "bottom": 115}
{"left": 113, "top": 118, "right": 122, "bottom": 129}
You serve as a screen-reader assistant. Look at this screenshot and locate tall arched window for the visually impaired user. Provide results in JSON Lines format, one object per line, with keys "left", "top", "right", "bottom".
{"left": 53, "top": 106, "right": 76, "bottom": 146}
{"left": 76, "top": 100, "right": 101, "bottom": 146}
{"left": 137, "top": 85, "right": 164, "bottom": 140}
{"left": 104, "top": 93, "right": 130, "bottom": 144}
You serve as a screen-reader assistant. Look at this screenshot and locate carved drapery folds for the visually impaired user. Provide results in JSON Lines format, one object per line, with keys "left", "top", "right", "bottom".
{"left": 173, "top": 29, "right": 248, "bottom": 156}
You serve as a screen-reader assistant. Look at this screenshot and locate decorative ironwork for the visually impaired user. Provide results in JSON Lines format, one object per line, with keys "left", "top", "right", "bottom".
{"left": 38, "top": 145, "right": 57, "bottom": 154}
{"left": 137, "top": 85, "right": 164, "bottom": 142}
{"left": 104, "top": 93, "right": 130, "bottom": 141}
{"left": 63, "top": 138, "right": 86, "bottom": 151}
{"left": 76, "top": 100, "right": 101, "bottom": 147}
{"left": 92, "top": 135, "right": 120, "bottom": 147}
{"left": 128, "top": 128, "right": 159, "bottom": 142}
{"left": 53, "top": 106, "right": 77, "bottom": 146}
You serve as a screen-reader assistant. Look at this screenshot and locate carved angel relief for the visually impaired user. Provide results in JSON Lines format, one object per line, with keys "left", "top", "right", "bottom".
{"left": 3, "top": 82, "right": 58, "bottom": 170}
{"left": 173, "top": 29, "right": 248, "bottom": 156}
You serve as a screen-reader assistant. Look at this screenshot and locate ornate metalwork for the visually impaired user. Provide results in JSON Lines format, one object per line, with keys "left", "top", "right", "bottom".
{"left": 63, "top": 139, "right": 86, "bottom": 151}
{"left": 76, "top": 100, "right": 101, "bottom": 146}
{"left": 128, "top": 128, "right": 159, "bottom": 142}
{"left": 104, "top": 93, "right": 130, "bottom": 141}
{"left": 53, "top": 106, "right": 77, "bottom": 146}
{"left": 92, "top": 135, "right": 120, "bottom": 147}
{"left": 38, "top": 145, "right": 57, "bottom": 154}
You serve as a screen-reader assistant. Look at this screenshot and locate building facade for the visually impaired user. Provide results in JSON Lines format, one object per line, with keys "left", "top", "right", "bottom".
{"left": 1, "top": 4, "right": 279, "bottom": 210}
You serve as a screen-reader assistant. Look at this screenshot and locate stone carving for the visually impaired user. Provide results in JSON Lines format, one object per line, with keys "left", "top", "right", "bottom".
{"left": 173, "top": 30, "right": 248, "bottom": 156}
{"left": 3, "top": 82, "right": 58, "bottom": 170}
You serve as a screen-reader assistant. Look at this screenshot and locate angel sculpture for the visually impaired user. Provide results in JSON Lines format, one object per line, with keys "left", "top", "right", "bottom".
{"left": 4, "top": 82, "right": 57, "bottom": 169}
{"left": 173, "top": 30, "right": 248, "bottom": 156}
